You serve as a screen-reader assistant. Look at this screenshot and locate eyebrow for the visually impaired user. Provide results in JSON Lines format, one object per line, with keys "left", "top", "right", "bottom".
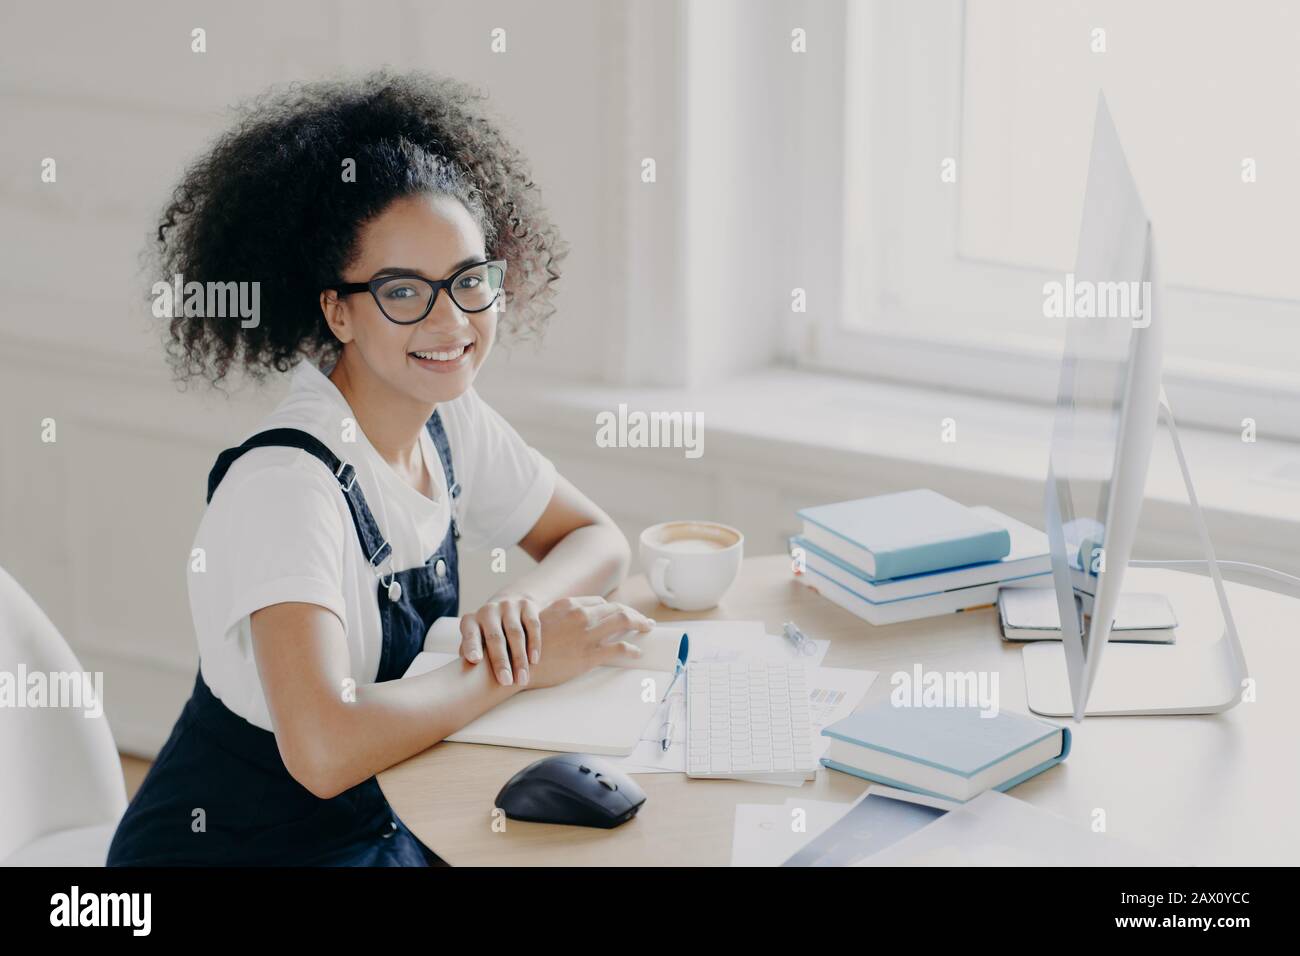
{"left": 370, "top": 255, "right": 486, "bottom": 280}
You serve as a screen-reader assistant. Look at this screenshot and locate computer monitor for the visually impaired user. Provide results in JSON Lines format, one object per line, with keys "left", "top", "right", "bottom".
{"left": 1024, "top": 94, "right": 1248, "bottom": 719}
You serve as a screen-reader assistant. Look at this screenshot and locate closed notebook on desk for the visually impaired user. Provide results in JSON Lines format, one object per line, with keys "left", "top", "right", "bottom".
{"left": 403, "top": 627, "right": 683, "bottom": 755}
{"left": 797, "top": 489, "right": 1011, "bottom": 581}
{"left": 821, "top": 702, "right": 1070, "bottom": 802}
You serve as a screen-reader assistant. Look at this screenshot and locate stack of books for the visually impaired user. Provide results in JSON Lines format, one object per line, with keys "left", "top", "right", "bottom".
{"left": 790, "top": 489, "right": 1051, "bottom": 625}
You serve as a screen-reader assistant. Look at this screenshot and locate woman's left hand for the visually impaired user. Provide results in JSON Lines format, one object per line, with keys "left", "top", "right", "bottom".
{"left": 459, "top": 596, "right": 542, "bottom": 687}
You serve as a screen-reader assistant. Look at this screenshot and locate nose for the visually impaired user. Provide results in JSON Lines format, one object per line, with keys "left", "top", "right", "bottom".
{"left": 421, "top": 288, "right": 470, "bottom": 330}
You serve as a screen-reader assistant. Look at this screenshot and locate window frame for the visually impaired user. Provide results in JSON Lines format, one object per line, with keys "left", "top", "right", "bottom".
{"left": 800, "top": 0, "right": 1300, "bottom": 442}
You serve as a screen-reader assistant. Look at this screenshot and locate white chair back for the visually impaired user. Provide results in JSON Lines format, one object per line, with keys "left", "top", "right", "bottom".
{"left": 0, "top": 565, "right": 126, "bottom": 861}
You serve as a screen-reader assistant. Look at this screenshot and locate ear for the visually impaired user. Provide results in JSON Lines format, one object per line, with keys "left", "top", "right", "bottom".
{"left": 320, "top": 289, "right": 353, "bottom": 344}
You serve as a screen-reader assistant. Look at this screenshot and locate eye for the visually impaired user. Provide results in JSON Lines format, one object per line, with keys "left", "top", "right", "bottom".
{"left": 455, "top": 274, "right": 483, "bottom": 290}
{"left": 383, "top": 283, "right": 420, "bottom": 300}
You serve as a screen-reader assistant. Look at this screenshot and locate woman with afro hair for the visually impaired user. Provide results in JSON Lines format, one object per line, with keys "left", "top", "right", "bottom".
{"left": 108, "top": 72, "right": 654, "bottom": 866}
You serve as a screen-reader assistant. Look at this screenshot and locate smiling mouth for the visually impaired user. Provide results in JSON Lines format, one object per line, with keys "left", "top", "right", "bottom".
{"left": 409, "top": 342, "right": 473, "bottom": 364}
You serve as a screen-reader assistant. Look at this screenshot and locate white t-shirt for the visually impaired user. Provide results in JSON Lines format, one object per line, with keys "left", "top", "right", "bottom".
{"left": 189, "top": 361, "right": 556, "bottom": 731}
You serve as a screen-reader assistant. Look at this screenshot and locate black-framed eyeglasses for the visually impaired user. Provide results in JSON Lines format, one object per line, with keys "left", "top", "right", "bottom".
{"left": 327, "top": 259, "right": 507, "bottom": 324}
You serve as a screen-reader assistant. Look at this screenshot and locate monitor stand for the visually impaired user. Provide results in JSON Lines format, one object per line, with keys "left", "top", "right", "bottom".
{"left": 1024, "top": 391, "right": 1250, "bottom": 717}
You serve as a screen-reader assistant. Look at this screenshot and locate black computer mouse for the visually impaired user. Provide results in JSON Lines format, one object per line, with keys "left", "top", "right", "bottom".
{"left": 495, "top": 753, "right": 647, "bottom": 829}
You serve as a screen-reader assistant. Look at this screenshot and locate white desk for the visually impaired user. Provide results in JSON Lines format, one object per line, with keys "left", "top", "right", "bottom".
{"left": 379, "top": 556, "right": 1300, "bottom": 865}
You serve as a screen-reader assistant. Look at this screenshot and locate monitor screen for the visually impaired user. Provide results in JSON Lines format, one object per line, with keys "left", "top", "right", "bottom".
{"left": 1047, "top": 97, "right": 1153, "bottom": 602}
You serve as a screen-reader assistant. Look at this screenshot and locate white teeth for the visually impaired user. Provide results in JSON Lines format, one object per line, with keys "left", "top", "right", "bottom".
{"left": 413, "top": 345, "right": 467, "bottom": 362}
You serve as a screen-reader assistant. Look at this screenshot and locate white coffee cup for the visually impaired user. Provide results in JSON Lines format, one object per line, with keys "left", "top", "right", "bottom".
{"left": 638, "top": 520, "right": 744, "bottom": 611}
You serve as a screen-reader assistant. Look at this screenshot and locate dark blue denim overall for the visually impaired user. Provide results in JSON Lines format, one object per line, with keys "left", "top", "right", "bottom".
{"left": 107, "top": 412, "right": 461, "bottom": 866}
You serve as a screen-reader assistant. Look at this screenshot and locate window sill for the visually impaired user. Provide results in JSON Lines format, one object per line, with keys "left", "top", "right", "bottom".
{"left": 477, "top": 362, "right": 1300, "bottom": 536}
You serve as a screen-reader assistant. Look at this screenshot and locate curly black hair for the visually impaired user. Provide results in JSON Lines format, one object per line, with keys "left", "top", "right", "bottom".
{"left": 154, "top": 70, "right": 567, "bottom": 385}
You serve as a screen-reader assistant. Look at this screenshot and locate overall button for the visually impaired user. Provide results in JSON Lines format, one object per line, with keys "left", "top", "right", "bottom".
{"left": 434, "top": 558, "right": 448, "bottom": 578}
{"left": 381, "top": 818, "right": 398, "bottom": 839}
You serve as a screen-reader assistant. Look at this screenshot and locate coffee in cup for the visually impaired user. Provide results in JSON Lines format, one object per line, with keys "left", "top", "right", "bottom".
{"left": 638, "top": 520, "right": 744, "bottom": 611}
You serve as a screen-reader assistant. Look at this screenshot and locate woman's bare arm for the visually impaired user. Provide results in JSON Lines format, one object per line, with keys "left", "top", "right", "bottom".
{"left": 251, "top": 601, "right": 519, "bottom": 799}
{"left": 459, "top": 474, "right": 640, "bottom": 684}
{"left": 251, "top": 595, "right": 651, "bottom": 799}
{"left": 509, "top": 473, "right": 632, "bottom": 602}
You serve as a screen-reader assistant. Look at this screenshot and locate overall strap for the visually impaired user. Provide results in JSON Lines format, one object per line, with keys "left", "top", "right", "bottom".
{"left": 205, "top": 428, "right": 394, "bottom": 571}
{"left": 425, "top": 410, "right": 462, "bottom": 539}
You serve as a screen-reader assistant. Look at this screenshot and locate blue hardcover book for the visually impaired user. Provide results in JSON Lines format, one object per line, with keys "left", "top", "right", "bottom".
{"left": 820, "top": 701, "right": 1071, "bottom": 802}
{"left": 796, "top": 489, "right": 1010, "bottom": 581}
{"left": 791, "top": 506, "right": 1049, "bottom": 603}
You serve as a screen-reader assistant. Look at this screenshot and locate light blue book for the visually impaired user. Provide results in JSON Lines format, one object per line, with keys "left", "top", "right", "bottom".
{"left": 796, "top": 489, "right": 1010, "bottom": 581}
{"left": 821, "top": 701, "right": 1071, "bottom": 802}
{"left": 791, "top": 506, "right": 1050, "bottom": 603}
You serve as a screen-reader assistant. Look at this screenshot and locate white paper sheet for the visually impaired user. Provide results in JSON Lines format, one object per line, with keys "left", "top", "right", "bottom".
{"left": 855, "top": 789, "right": 1173, "bottom": 866}
{"left": 730, "top": 799, "right": 851, "bottom": 867}
{"left": 781, "top": 786, "right": 957, "bottom": 866}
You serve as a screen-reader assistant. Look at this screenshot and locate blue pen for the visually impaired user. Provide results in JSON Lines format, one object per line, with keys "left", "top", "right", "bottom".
{"left": 659, "top": 633, "right": 689, "bottom": 752}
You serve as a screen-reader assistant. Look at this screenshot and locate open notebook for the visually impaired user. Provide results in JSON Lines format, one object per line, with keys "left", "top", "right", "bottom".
{"left": 403, "top": 625, "right": 692, "bottom": 755}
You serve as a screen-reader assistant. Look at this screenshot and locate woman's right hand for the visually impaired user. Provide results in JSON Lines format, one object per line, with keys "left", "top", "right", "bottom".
{"left": 527, "top": 596, "right": 655, "bottom": 689}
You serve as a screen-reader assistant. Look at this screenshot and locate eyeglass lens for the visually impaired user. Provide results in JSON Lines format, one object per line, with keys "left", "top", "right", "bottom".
{"left": 374, "top": 262, "right": 505, "bottom": 321}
